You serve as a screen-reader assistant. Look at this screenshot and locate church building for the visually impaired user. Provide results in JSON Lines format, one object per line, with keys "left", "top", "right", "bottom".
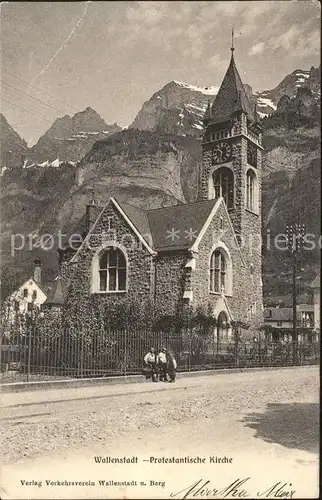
{"left": 59, "top": 47, "right": 264, "bottom": 339}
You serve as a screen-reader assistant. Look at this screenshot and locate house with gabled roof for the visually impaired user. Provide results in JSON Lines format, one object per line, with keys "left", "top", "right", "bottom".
{"left": 59, "top": 46, "right": 264, "bottom": 340}
{"left": 3, "top": 260, "right": 48, "bottom": 322}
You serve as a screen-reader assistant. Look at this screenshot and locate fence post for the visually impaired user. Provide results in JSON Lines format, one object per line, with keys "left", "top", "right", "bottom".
{"left": 27, "top": 327, "right": 32, "bottom": 383}
{"left": 80, "top": 333, "right": 84, "bottom": 378}
{"left": 124, "top": 328, "right": 128, "bottom": 377}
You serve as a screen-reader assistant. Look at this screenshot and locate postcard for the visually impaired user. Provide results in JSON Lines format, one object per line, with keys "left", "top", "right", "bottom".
{"left": 0, "top": 1, "right": 320, "bottom": 499}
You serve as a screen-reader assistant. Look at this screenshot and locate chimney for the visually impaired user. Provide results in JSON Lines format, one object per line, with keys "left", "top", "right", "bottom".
{"left": 85, "top": 190, "right": 97, "bottom": 234}
{"left": 34, "top": 259, "right": 42, "bottom": 285}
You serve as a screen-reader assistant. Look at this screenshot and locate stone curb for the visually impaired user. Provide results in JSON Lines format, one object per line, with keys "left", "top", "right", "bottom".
{"left": 0, "top": 363, "right": 318, "bottom": 393}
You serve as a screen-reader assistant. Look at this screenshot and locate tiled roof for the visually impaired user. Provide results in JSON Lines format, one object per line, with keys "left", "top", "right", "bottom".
{"left": 310, "top": 274, "right": 320, "bottom": 288}
{"left": 71, "top": 197, "right": 221, "bottom": 257}
{"left": 119, "top": 202, "right": 153, "bottom": 246}
{"left": 264, "top": 308, "right": 293, "bottom": 322}
{"left": 210, "top": 55, "right": 255, "bottom": 124}
{"left": 146, "top": 199, "right": 217, "bottom": 251}
{"left": 119, "top": 199, "right": 218, "bottom": 251}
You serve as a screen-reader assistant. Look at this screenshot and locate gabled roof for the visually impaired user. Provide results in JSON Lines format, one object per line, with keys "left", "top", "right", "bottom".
{"left": 45, "top": 275, "right": 66, "bottom": 306}
{"left": 120, "top": 202, "right": 152, "bottom": 245}
{"left": 210, "top": 54, "right": 255, "bottom": 124}
{"left": 11, "top": 277, "right": 48, "bottom": 298}
{"left": 146, "top": 199, "right": 217, "bottom": 251}
{"left": 310, "top": 274, "right": 320, "bottom": 288}
{"left": 70, "top": 197, "right": 156, "bottom": 262}
{"left": 68, "top": 196, "right": 247, "bottom": 259}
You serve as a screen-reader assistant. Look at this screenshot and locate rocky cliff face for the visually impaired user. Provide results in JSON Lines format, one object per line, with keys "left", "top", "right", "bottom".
{"left": 0, "top": 66, "right": 320, "bottom": 301}
{"left": 255, "top": 65, "right": 321, "bottom": 117}
{"left": 261, "top": 124, "right": 320, "bottom": 299}
{"left": 0, "top": 129, "right": 202, "bottom": 298}
{"left": 0, "top": 114, "right": 28, "bottom": 171}
{"left": 130, "top": 80, "right": 218, "bottom": 136}
{"left": 276, "top": 87, "right": 319, "bottom": 121}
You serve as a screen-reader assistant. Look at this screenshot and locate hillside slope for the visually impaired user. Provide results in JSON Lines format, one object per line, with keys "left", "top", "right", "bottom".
{"left": 0, "top": 113, "right": 28, "bottom": 170}
{"left": 1, "top": 64, "right": 320, "bottom": 302}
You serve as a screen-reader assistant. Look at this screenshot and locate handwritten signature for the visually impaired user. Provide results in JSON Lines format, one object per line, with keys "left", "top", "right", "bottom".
{"left": 170, "top": 478, "right": 296, "bottom": 499}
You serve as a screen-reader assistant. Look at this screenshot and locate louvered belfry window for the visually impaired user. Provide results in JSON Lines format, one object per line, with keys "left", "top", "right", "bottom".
{"left": 213, "top": 167, "right": 234, "bottom": 209}
{"left": 246, "top": 169, "right": 256, "bottom": 212}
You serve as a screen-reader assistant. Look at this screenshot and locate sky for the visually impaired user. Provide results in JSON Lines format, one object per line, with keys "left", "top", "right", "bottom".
{"left": 1, "top": 1, "right": 320, "bottom": 146}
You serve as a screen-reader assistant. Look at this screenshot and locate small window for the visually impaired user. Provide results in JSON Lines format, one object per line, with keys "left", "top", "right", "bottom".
{"left": 107, "top": 216, "right": 113, "bottom": 231}
{"left": 14, "top": 300, "right": 19, "bottom": 312}
{"left": 246, "top": 169, "right": 257, "bottom": 212}
{"left": 277, "top": 320, "right": 283, "bottom": 327}
{"left": 23, "top": 288, "right": 28, "bottom": 298}
{"left": 220, "top": 217, "right": 224, "bottom": 230}
{"left": 32, "top": 290, "right": 37, "bottom": 300}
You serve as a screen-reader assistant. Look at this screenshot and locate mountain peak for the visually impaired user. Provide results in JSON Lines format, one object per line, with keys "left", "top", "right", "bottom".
{"left": 0, "top": 113, "right": 27, "bottom": 168}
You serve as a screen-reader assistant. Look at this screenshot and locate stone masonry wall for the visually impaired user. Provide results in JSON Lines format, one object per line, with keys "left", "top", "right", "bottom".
{"left": 192, "top": 201, "right": 251, "bottom": 327}
{"left": 154, "top": 251, "right": 188, "bottom": 316}
{"left": 199, "top": 113, "right": 263, "bottom": 334}
{"left": 63, "top": 201, "right": 155, "bottom": 322}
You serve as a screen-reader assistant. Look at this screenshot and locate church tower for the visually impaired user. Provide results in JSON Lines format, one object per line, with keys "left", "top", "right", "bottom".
{"left": 200, "top": 36, "right": 263, "bottom": 324}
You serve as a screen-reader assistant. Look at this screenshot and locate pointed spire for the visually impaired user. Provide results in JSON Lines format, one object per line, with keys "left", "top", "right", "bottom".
{"left": 210, "top": 38, "right": 255, "bottom": 125}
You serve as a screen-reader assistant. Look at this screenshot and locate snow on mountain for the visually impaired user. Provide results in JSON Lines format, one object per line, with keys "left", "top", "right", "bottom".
{"left": 130, "top": 80, "right": 218, "bottom": 136}
{"left": 255, "top": 66, "right": 320, "bottom": 117}
{"left": 28, "top": 107, "right": 122, "bottom": 164}
{"left": 173, "top": 81, "right": 219, "bottom": 96}
{"left": 131, "top": 67, "right": 320, "bottom": 135}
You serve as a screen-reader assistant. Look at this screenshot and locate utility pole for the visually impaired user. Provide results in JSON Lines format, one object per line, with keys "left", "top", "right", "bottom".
{"left": 286, "top": 223, "right": 306, "bottom": 363}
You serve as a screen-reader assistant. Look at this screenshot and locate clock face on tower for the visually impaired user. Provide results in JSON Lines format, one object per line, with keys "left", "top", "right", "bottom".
{"left": 212, "top": 141, "right": 232, "bottom": 165}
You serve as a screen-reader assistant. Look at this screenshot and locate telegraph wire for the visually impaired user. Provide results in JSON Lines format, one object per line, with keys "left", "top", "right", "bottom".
{"left": 1, "top": 80, "right": 71, "bottom": 115}
{"left": 1, "top": 99, "right": 79, "bottom": 143}
{"left": 1, "top": 99, "right": 74, "bottom": 134}
{"left": 1, "top": 69, "right": 80, "bottom": 114}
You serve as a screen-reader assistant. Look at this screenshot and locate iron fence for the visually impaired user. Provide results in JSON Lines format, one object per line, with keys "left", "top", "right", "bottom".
{"left": 0, "top": 327, "right": 319, "bottom": 383}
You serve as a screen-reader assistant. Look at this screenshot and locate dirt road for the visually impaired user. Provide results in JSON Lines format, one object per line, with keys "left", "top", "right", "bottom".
{"left": 1, "top": 366, "right": 319, "bottom": 499}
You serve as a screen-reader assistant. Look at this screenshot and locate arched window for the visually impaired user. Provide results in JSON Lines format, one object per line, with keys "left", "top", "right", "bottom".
{"left": 98, "top": 247, "right": 126, "bottom": 292}
{"left": 210, "top": 249, "right": 226, "bottom": 293}
{"left": 217, "top": 311, "right": 229, "bottom": 340}
{"left": 213, "top": 167, "right": 234, "bottom": 209}
{"left": 246, "top": 169, "right": 257, "bottom": 212}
